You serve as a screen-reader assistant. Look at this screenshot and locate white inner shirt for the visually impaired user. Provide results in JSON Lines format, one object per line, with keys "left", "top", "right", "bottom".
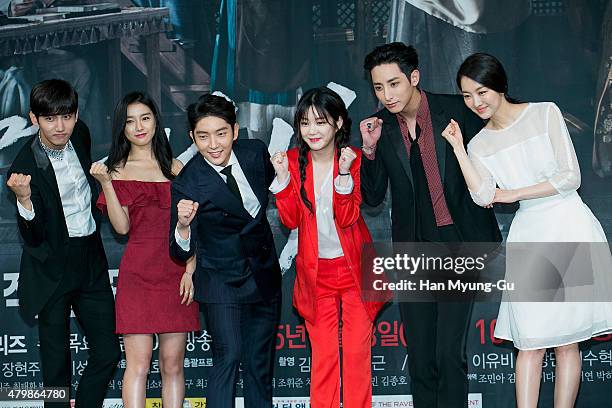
{"left": 17, "top": 139, "right": 96, "bottom": 237}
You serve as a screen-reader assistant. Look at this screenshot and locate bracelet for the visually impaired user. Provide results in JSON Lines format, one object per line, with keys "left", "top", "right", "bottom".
{"left": 338, "top": 172, "right": 350, "bottom": 176}
{"left": 362, "top": 144, "right": 375, "bottom": 153}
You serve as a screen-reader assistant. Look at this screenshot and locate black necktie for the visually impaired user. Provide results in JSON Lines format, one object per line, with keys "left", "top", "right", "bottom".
{"left": 408, "top": 127, "right": 439, "bottom": 242}
{"left": 220, "top": 165, "right": 243, "bottom": 204}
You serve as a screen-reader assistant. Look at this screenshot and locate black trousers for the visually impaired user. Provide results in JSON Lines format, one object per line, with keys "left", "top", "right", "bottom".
{"left": 203, "top": 295, "right": 281, "bottom": 408}
{"left": 38, "top": 236, "right": 120, "bottom": 408}
{"left": 400, "top": 224, "right": 473, "bottom": 408}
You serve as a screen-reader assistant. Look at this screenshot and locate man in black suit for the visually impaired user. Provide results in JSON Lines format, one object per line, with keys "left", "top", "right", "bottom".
{"left": 359, "top": 43, "right": 501, "bottom": 408}
{"left": 6, "top": 79, "right": 120, "bottom": 408}
{"left": 169, "top": 93, "right": 282, "bottom": 408}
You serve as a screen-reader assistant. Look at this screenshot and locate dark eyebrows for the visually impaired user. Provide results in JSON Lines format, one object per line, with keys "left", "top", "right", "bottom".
{"left": 463, "top": 86, "right": 486, "bottom": 93}
{"left": 45, "top": 113, "right": 74, "bottom": 117}
{"left": 195, "top": 125, "right": 230, "bottom": 134}
{"left": 126, "top": 113, "right": 152, "bottom": 119}
{"left": 373, "top": 77, "right": 401, "bottom": 86}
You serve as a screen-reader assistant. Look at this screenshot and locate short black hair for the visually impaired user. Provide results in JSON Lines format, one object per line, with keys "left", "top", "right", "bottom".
{"left": 364, "top": 42, "right": 419, "bottom": 77}
{"left": 187, "top": 93, "right": 236, "bottom": 131}
{"left": 30, "top": 79, "right": 78, "bottom": 117}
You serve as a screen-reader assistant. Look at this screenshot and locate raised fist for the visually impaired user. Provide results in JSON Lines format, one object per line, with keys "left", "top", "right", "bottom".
{"left": 270, "top": 151, "right": 289, "bottom": 183}
{"left": 359, "top": 117, "right": 383, "bottom": 150}
{"left": 338, "top": 147, "right": 357, "bottom": 174}
{"left": 90, "top": 162, "right": 112, "bottom": 184}
{"left": 7, "top": 173, "right": 32, "bottom": 201}
{"left": 441, "top": 119, "right": 465, "bottom": 151}
{"left": 177, "top": 199, "right": 199, "bottom": 228}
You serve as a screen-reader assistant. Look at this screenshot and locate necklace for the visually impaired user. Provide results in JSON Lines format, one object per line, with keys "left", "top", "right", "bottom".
{"left": 38, "top": 134, "right": 73, "bottom": 161}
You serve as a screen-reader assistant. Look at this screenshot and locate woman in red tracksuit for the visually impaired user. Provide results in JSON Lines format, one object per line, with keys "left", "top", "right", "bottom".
{"left": 270, "top": 87, "right": 386, "bottom": 407}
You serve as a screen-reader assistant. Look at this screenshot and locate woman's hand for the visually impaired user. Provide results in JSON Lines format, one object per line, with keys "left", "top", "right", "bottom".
{"left": 271, "top": 151, "right": 289, "bottom": 183}
{"left": 338, "top": 147, "right": 357, "bottom": 174}
{"left": 90, "top": 162, "right": 112, "bottom": 185}
{"left": 441, "top": 119, "right": 465, "bottom": 152}
{"left": 179, "top": 271, "right": 195, "bottom": 305}
{"left": 492, "top": 188, "right": 520, "bottom": 204}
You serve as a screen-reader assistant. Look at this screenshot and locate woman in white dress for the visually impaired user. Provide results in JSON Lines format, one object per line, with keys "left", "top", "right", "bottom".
{"left": 440, "top": 53, "right": 612, "bottom": 407}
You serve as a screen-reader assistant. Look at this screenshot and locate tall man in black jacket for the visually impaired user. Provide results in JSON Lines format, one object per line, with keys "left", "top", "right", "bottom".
{"left": 359, "top": 43, "right": 501, "bottom": 408}
{"left": 7, "top": 79, "right": 120, "bottom": 408}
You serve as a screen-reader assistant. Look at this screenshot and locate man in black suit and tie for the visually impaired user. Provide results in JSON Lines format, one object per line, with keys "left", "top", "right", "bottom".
{"left": 359, "top": 43, "right": 501, "bottom": 408}
{"left": 6, "top": 79, "right": 120, "bottom": 408}
{"left": 169, "top": 93, "right": 282, "bottom": 408}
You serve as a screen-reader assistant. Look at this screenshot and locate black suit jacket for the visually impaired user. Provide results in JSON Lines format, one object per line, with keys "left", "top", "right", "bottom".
{"left": 7, "top": 120, "right": 108, "bottom": 318}
{"left": 361, "top": 92, "right": 502, "bottom": 243}
{"left": 169, "top": 139, "right": 282, "bottom": 303}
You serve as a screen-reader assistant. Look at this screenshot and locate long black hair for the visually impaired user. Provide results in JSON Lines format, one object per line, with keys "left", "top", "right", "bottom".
{"left": 456, "top": 53, "right": 520, "bottom": 104}
{"left": 106, "top": 92, "right": 175, "bottom": 180}
{"left": 294, "top": 87, "right": 352, "bottom": 212}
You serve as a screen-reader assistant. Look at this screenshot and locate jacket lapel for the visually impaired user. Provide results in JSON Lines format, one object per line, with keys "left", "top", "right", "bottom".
{"left": 233, "top": 142, "right": 265, "bottom": 211}
{"left": 30, "top": 137, "right": 63, "bottom": 210}
{"left": 195, "top": 155, "right": 252, "bottom": 220}
{"left": 384, "top": 111, "right": 414, "bottom": 187}
{"left": 427, "top": 92, "right": 448, "bottom": 186}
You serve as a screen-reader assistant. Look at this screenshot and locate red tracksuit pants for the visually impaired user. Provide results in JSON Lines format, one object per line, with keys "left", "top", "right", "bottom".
{"left": 305, "top": 257, "right": 374, "bottom": 408}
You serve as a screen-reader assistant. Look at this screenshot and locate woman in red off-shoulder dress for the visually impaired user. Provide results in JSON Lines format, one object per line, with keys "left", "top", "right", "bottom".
{"left": 91, "top": 92, "right": 199, "bottom": 408}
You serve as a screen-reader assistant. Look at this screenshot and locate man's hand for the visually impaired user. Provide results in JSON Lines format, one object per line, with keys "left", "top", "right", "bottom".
{"left": 359, "top": 117, "right": 383, "bottom": 152}
{"left": 7, "top": 173, "right": 32, "bottom": 210}
{"left": 177, "top": 199, "right": 199, "bottom": 228}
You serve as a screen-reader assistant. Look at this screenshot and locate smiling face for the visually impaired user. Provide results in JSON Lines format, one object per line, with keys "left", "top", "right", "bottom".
{"left": 370, "top": 63, "right": 420, "bottom": 115}
{"left": 460, "top": 76, "right": 504, "bottom": 120}
{"left": 30, "top": 111, "right": 78, "bottom": 150}
{"left": 190, "top": 115, "right": 239, "bottom": 166}
{"left": 299, "top": 106, "right": 342, "bottom": 156}
{"left": 124, "top": 102, "right": 156, "bottom": 147}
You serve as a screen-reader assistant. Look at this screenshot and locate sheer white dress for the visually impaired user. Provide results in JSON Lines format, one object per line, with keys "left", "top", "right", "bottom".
{"left": 467, "top": 102, "right": 612, "bottom": 350}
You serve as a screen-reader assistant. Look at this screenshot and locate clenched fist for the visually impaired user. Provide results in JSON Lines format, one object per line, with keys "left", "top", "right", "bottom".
{"left": 338, "top": 147, "right": 357, "bottom": 174}
{"left": 177, "top": 199, "right": 199, "bottom": 228}
{"left": 270, "top": 151, "right": 289, "bottom": 183}
{"left": 7, "top": 173, "right": 32, "bottom": 203}
{"left": 441, "top": 119, "right": 465, "bottom": 152}
{"left": 90, "top": 162, "right": 112, "bottom": 185}
{"left": 359, "top": 117, "right": 383, "bottom": 151}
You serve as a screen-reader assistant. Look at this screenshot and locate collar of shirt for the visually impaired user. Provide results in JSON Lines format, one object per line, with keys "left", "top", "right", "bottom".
{"left": 396, "top": 89, "right": 431, "bottom": 129}
{"left": 38, "top": 134, "right": 75, "bottom": 161}
{"left": 202, "top": 149, "right": 262, "bottom": 218}
{"left": 203, "top": 150, "right": 238, "bottom": 179}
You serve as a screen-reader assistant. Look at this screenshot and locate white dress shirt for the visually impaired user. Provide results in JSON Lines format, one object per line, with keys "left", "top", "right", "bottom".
{"left": 17, "top": 139, "right": 96, "bottom": 237}
{"left": 175, "top": 151, "right": 261, "bottom": 250}
{"left": 269, "top": 167, "right": 354, "bottom": 258}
